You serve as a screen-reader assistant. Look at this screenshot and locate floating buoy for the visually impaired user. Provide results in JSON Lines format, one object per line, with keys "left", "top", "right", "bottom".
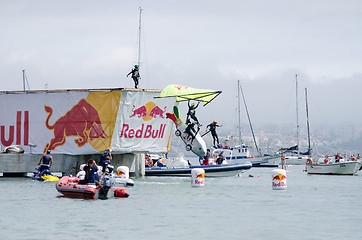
{"left": 272, "top": 169, "right": 287, "bottom": 190}
{"left": 116, "top": 166, "right": 134, "bottom": 187}
{"left": 191, "top": 168, "right": 205, "bottom": 187}
{"left": 117, "top": 166, "right": 129, "bottom": 179}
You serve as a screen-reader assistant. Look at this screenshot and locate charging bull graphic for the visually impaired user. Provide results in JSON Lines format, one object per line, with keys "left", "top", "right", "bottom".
{"left": 43, "top": 99, "right": 108, "bottom": 152}
{"left": 129, "top": 102, "right": 166, "bottom": 121}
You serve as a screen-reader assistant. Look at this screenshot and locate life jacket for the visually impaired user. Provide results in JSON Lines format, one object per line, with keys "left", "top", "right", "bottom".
{"left": 42, "top": 154, "right": 51, "bottom": 165}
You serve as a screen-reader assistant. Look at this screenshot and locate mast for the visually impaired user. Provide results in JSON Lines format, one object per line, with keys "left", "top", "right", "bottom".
{"left": 305, "top": 88, "right": 311, "bottom": 156}
{"left": 295, "top": 74, "right": 300, "bottom": 157}
{"left": 237, "top": 80, "right": 242, "bottom": 146}
{"left": 22, "top": 69, "right": 26, "bottom": 91}
{"left": 137, "top": 6, "right": 143, "bottom": 66}
{"left": 239, "top": 81, "right": 260, "bottom": 154}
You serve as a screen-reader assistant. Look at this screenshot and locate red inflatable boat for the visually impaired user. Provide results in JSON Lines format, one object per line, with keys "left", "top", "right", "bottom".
{"left": 56, "top": 176, "right": 129, "bottom": 199}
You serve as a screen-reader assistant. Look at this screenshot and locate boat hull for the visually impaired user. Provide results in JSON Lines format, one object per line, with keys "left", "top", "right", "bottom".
{"left": 145, "top": 161, "right": 252, "bottom": 177}
{"left": 56, "top": 176, "right": 129, "bottom": 199}
{"left": 306, "top": 161, "right": 361, "bottom": 175}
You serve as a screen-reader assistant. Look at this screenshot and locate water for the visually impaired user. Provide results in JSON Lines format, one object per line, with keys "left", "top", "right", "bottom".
{"left": 1, "top": 165, "right": 361, "bottom": 240}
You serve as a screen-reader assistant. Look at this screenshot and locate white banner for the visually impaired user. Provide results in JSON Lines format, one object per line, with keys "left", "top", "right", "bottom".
{"left": 0, "top": 89, "right": 176, "bottom": 155}
{"left": 112, "top": 90, "right": 176, "bottom": 153}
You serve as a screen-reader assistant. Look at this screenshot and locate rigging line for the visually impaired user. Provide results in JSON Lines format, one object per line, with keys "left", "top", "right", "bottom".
{"left": 239, "top": 81, "right": 260, "bottom": 155}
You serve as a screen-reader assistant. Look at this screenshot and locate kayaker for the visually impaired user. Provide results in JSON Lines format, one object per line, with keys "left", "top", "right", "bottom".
{"left": 36, "top": 150, "right": 53, "bottom": 177}
{"left": 126, "top": 65, "right": 140, "bottom": 89}
{"left": 202, "top": 149, "right": 211, "bottom": 165}
{"left": 83, "top": 159, "right": 100, "bottom": 184}
{"left": 206, "top": 120, "right": 222, "bottom": 148}
{"left": 186, "top": 100, "right": 200, "bottom": 125}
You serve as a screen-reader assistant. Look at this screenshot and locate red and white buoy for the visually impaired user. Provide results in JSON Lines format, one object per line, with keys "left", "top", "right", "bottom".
{"left": 272, "top": 169, "right": 287, "bottom": 190}
{"left": 191, "top": 168, "right": 205, "bottom": 187}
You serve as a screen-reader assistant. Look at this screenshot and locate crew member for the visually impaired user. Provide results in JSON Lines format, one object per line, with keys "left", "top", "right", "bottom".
{"left": 126, "top": 65, "right": 140, "bottom": 89}
{"left": 101, "top": 156, "right": 112, "bottom": 173}
{"left": 216, "top": 153, "right": 225, "bottom": 165}
{"left": 83, "top": 159, "right": 100, "bottom": 184}
{"left": 202, "top": 149, "right": 211, "bottom": 165}
{"left": 186, "top": 122, "right": 198, "bottom": 142}
{"left": 36, "top": 150, "right": 53, "bottom": 177}
{"left": 207, "top": 120, "right": 221, "bottom": 148}
{"left": 99, "top": 149, "right": 112, "bottom": 166}
{"left": 335, "top": 153, "right": 342, "bottom": 163}
{"left": 186, "top": 100, "right": 200, "bottom": 125}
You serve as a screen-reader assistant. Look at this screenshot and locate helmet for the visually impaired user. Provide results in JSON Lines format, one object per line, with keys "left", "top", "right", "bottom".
{"left": 47, "top": 150, "right": 51, "bottom": 154}
{"left": 134, "top": 65, "right": 139, "bottom": 68}
{"left": 213, "top": 120, "right": 217, "bottom": 123}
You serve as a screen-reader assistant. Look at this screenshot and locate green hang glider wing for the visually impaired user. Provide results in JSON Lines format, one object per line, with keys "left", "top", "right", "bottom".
{"left": 155, "top": 84, "right": 221, "bottom": 106}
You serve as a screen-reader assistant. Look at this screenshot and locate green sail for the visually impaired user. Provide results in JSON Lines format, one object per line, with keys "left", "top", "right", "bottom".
{"left": 156, "top": 84, "right": 221, "bottom": 106}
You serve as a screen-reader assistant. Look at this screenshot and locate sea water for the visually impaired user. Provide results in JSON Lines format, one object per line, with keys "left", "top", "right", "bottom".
{"left": 1, "top": 165, "right": 361, "bottom": 240}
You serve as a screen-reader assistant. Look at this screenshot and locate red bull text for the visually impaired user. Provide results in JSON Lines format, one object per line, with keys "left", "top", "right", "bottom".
{"left": 120, "top": 124, "right": 166, "bottom": 139}
{"left": 121, "top": 103, "right": 167, "bottom": 139}
{"left": 0, "top": 111, "right": 29, "bottom": 147}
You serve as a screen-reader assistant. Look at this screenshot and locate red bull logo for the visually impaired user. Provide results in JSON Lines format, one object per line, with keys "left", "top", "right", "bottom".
{"left": 130, "top": 102, "right": 166, "bottom": 121}
{"left": 272, "top": 174, "right": 286, "bottom": 181}
{"left": 272, "top": 172, "right": 287, "bottom": 189}
{"left": 117, "top": 170, "right": 126, "bottom": 176}
{"left": 195, "top": 172, "right": 205, "bottom": 179}
{"left": 121, "top": 102, "right": 167, "bottom": 139}
{"left": 43, "top": 98, "right": 108, "bottom": 152}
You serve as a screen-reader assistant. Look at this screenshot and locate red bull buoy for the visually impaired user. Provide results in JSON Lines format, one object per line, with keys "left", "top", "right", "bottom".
{"left": 272, "top": 169, "right": 287, "bottom": 190}
{"left": 115, "top": 166, "right": 134, "bottom": 187}
{"left": 191, "top": 168, "right": 205, "bottom": 187}
{"left": 117, "top": 166, "right": 129, "bottom": 179}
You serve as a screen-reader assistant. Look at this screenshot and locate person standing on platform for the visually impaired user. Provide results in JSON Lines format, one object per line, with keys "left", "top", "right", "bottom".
{"left": 126, "top": 65, "right": 140, "bottom": 89}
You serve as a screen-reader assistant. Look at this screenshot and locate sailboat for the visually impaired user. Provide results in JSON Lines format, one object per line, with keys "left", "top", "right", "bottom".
{"left": 281, "top": 75, "right": 310, "bottom": 165}
{"left": 211, "top": 80, "right": 280, "bottom": 167}
{"left": 304, "top": 88, "right": 362, "bottom": 175}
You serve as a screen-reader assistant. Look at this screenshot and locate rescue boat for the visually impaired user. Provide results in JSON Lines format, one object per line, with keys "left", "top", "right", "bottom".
{"left": 56, "top": 176, "right": 129, "bottom": 199}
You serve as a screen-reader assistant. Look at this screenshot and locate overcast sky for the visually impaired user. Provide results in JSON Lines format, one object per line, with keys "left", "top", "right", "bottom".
{"left": 1, "top": 0, "right": 362, "bottom": 129}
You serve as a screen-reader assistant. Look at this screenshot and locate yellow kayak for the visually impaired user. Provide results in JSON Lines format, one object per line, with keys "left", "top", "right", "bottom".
{"left": 41, "top": 175, "right": 60, "bottom": 182}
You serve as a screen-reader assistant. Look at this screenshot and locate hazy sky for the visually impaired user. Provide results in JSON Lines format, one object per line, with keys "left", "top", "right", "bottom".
{"left": 1, "top": 0, "right": 362, "bottom": 129}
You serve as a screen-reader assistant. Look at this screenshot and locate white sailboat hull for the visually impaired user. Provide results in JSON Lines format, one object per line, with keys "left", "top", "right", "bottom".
{"left": 306, "top": 161, "right": 361, "bottom": 175}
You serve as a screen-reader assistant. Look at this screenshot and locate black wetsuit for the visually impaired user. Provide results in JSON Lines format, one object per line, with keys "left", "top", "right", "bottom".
{"left": 127, "top": 68, "right": 140, "bottom": 88}
{"left": 187, "top": 101, "right": 200, "bottom": 124}
{"left": 207, "top": 122, "right": 220, "bottom": 146}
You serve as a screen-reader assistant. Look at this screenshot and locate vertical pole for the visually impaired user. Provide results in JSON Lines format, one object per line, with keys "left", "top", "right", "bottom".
{"left": 305, "top": 88, "right": 311, "bottom": 156}
{"left": 295, "top": 74, "right": 300, "bottom": 158}
{"left": 237, "top": 80, "right": 242, "bottom": 146}
{"left": 137, "top": 7, "right": 143, "bottom": 66}
{"left": 22, "top": 69, "right": 26, "bottom": 91}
